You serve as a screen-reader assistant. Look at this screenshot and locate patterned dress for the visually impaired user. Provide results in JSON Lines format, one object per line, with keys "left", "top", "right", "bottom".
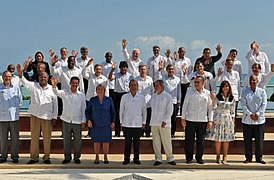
{"left": 206, "top": 97, "right": 235, "bottom": 142}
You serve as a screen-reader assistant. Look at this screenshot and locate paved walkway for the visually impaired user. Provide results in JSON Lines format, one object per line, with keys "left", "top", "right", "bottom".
{"left": 1, "top": 168, "right": 274, "bottom": 179}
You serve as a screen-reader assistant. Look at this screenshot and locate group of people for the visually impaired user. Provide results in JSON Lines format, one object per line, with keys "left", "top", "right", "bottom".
{"left": 0, "top": 40, "right": 271, "bottom": 165}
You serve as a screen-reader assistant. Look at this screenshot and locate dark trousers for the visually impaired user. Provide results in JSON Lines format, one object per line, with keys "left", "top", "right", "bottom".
{"left": 171, "top": 104, "right": 178, "bottom": 136}
{"left": 185, "top": 121, "right": 207, "bottom": 161}
{"left": 0, "top": 121, "right": 19, "bottom": 160}
{"left": 113, "top": 92, "right": 127, "bottom": 136}
{"left": 62, "top": 121, "right": 82, "bottom": 161}
{"left": 83, "top": 78, "right": 89, "bottom": 95}
{"left": 180, "top": 83, "right": 190, "bottom": 115}
{"left": 123, "top": 127, "right": 142, "bottom": 161}
{"left": 243, "top": 123, "right": 264, "bottom": 161}
{"left": 142, "top": 107, "right": 152, "bottom": 136}
{"left": 109, "top": 89, "right": 115, "bottom": 100}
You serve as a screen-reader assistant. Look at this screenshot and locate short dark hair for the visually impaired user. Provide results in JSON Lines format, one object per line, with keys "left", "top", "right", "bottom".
{"left": 94, "top": 64, "right": 102, "bottom": 70}
{"left": 60, "top": 47, "right": 67, "bottom": 52}
{"left": 70, "top": 76, "right": 80, "bottom": 83}
{"left": 153, "top": 45, "right": 160, "bottom": 50}
{"left": 129, "top": 79, "right": 138, "bottom": 86}
{"left": 229, "top": 49, "right": 238, "bottom": 54}
{"left": 119, "top": 61, "right": 128, "bottom": 68}
{"left": 80, "top": 47, "right": 88, "bottom": 52}
{"left": 252, "top": 63, "right": 262, "bottom": 70}
{"left": 166, "top": 64, "right": 173, "bottom": 71}
{"left": 203, "top": 48, "right": 211, "bottom": 53}
{"left": 195, "top": 61, "right": 204, "bottom": 69}
{"left": 68, "top": 56, "right": 75, "bottom": 61}
{"left": 2, "top": 70, "right": 11, "bottom": 77}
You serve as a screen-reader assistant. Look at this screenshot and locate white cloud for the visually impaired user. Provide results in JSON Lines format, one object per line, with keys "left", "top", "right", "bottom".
{"left": 133, "top": 36, "right": 186, "bottom": 50}
{"left": 190, "top": 40, "right": 209, "bottom": 51}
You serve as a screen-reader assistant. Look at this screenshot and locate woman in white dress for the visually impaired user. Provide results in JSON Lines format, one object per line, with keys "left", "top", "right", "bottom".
{"left": 207, "top": 80, "right": 235, "bottom": 164}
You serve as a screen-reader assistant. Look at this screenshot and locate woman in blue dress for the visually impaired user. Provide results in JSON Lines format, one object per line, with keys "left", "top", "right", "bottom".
{"left": 85, "top": 84, "right": 115, "bottom": 164}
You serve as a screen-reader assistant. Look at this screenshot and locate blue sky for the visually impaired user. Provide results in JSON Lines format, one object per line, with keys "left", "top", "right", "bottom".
{"left": 1, "top": 0, "right": 274, "bottom": 74}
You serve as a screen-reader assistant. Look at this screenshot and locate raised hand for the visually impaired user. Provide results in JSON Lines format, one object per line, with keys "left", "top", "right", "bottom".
{"left": 215, "top": 44, "right": 222, "bottom": 53}
{"left": 182, "top": 65, "right": 188, "bottom": 75}
{"left": 173, "top": 51, "right": 178, "bottom": 60}
{"left": 48, "top": 49, "right": 55, "bottom": 57}
{"left": 71, "top": 50, "right": 78, "bottom": 57}
{"left": 112, "top": 62, "right": 117, "bottom": 70}
{"left": 165, "top": 49, "right": 171, "bottom": 58}
{"left": 122, "top": 38, "right": 128, "bottom": 49}
{"left": 86, "top": 58, "right": 94, "bottom": 67}
{"left": 50, "top": 55, "right": 58, "bottom": 66}
{"left": 158, "top": 60, "right": 164, "bottom": 71}
{"left": 27, "top": 56, "right": 33, "bottom": 64}
{"left": 50, "top": 76, "right": 58, "bottom": 88}
{"left": 16, "top": 64, "right": 23, "bottom": 78}
{"left": 23, "top": 60, "right": 29, "bottom": 71}
{"left": 217, "top": 67, "right": 223, "bottom": 77}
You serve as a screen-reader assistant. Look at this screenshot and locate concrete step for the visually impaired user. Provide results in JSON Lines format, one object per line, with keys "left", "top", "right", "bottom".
{"left": 6, "top": 131, "right": 274, "bottom": 155}
{"left": 1, "top": 154, "right": 274, "bottom": 170}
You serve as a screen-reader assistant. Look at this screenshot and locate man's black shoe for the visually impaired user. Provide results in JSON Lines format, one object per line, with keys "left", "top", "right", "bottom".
{"left": 186, "top": 160, "right": 192, "bottom": 164}
{"left": 153, "top": 161, "right": 162, "bottom": 166}
{"left": 0, "top": 159, "right": 7, "bottom": 163}
{"left": 13, "top": 159, "right": 19, "bottom": 164}
{"left": 122, "top": 160, "right": 130, "bottom": 165}
{"left": 44, "top": 159, "right": 51, "bottom": 164}
{"left": 256, "top": 160, "right": 266, "bottom": 164}
{"left": 133, "top": 160, "right": 141, "bottom": 165}
{"left": 168, "top": 161, "right": 176, "bottom": 165}
{"left": 27, "top": 160, "right": 39, "bottom": 164}
{"left": 244, "top": 159, "right": 252, "bottom": 164}
{"left": 196, "top": 159, "right": 204, "bottom": 164}
{"left": 74, "top": 159, "right": 81, "bottom": 164}
{"left": 62, "top": 159, "right": 71, "bottom": 164}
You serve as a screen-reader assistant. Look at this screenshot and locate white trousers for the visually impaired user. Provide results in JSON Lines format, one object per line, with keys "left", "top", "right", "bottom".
{"left": 151, "top": 126, "right": 174, "bottom": 162}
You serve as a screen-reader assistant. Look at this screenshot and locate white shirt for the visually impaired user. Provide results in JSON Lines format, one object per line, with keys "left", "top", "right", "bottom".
{"left": 54, "top": 58, "right": 68, "bottom": 69}
{"left": 101, "top": 61, "right": 116, "bottom": 89}
{"left": 215, "top": 70, "right": 241, "bottom": 101}
{"left": 50, "top": 65, "right": 84, "bottom": 92}
{"left": 76, "top": 56, "right": 92, "bottom": 71}
{"left": 0, "top": 83, "right": 22, "bottom": 121}
{"left": 122, "top": 48, "right": 143, "bottom": 77}
{"left": 135, "top": 75, "right": 154, "bottom": 108}
{"left": 53, "top": 88, "right": 86, "bottom": 124}
{"left": 150, "top": 91, "right": 173, "bottom": 127}
{"left": 20, "top": 76, "right": 58, "bottom": 120}
{"left": 246, "top": 50, "right": 271, "bottom": 75}
{"left": 147, "top": 55, "right": 168, "bottom": 82}
{"left": 181, "top": 87, "right": 213, "bottom": 122}
{"left": 241, "top": 87, "right": 267, "bottom": 125}
{"left": 182, "top": 71, "right": 217, "bottom": 92}
{"left": 221, "top": 59, "right": 242, "bottom": 81}
{"left": 243, "top": 71, "right": 274, "bottom": 90}
{"left": 162, "top": 75, "right": 181, "bottom": 104}
{"left": 83, "top": 71, "right": 109, "bottom": 101}
{"left": 120, "top": 92, "right": 147, "bottom": 128}
{"left": 173, "top": 56, "right": 192, "bottom": 79}
{"left": 114, "top": 72, "right": 133, "bottom": 93}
